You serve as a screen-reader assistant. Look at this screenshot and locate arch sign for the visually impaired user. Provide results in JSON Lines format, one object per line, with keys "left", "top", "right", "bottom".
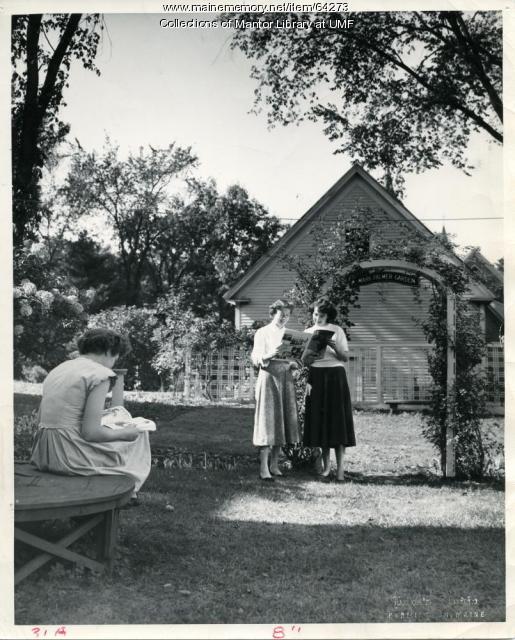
{"left": 342, "top": 259, "right": 457, "bottom": 477}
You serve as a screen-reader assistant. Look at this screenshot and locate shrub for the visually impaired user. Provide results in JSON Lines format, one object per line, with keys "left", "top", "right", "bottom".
{"left": 282, "top": 366, "right": 320, "bottom": 469}
{"left": 21, "top": 364, "right": 48, "bottom": 383}
{"left": 14, "top": 279, "right": 90, "bottom": 378}
{"left": 14, "top": 410, "right": 39, "bottom": 461}
{"left": 88, "top": 306, "right": 162, "bottom": 391}
{"left": 152, "top": 294, "right": 259, "bottom": 393}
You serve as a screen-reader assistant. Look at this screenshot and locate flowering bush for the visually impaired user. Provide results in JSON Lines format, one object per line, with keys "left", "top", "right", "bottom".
{"left": 14, "top": 410, "right": 39, "bottom": 461}
{"left": 13, "top": 279, "right": 90, "bottom": 378}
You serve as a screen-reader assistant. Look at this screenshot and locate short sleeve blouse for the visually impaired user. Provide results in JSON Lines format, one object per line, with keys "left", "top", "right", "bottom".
{"left": 305, "top": 323, "right": 348, "bottom": 368}
{"left": 39, "top": 357, "right": 117, "bottom": 431}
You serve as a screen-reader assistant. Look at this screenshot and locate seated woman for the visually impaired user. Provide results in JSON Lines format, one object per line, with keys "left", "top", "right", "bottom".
{"left": 30, "top": 328, "right": 151, "bottom": 503}
{"left": 303, "top": 297, "right": 355, "bottom": 482}
{"left": 251, "top": 299, "right": 300, "bottom": 480}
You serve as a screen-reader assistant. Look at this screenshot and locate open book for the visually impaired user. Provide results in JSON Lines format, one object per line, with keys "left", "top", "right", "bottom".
{"left": 101, "top": 406, "right": 156, "bottom": 432}
{"left": 277, "top": 328, "right": 335, "bottom": 365}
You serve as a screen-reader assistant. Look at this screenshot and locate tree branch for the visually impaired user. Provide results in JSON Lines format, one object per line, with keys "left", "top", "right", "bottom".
{"left": 37, "top": 13, "right": 81, "bottom": 121}
{"left": 445, "top": 12, "right": 502, "bottom": 123}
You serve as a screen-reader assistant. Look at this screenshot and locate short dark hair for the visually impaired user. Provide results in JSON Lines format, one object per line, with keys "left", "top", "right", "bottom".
{"left": 77, "top": 328, "right": 131, "bottom": 357}
{"left": 268, "top": 299, "right": 294, "bottom": 317}
{"left": 311, "top": 297, "right": 337, "bottom": 323}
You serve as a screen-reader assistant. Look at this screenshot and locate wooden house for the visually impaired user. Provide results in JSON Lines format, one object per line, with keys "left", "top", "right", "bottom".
{"left": 224, "top": 164, "right": 504, "bottom": 410}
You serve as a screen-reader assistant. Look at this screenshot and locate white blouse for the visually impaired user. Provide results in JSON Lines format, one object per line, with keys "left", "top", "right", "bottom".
{"left": 251, "top": 322, "right": 285, "bottom": 367}
{"left": 305, "top": 323, "right": 348, "bottom": 368}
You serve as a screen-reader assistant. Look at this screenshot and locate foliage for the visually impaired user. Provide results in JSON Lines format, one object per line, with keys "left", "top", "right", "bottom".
{"left": 148, "top": 179, "right": 284, "bottom": 318}
{"left": 421, "top": 293, "right": 487, "bottom": 478}
{"left": 13, "top": 276, "right": 90, "bottom": 378}
{"left": 63, "top": 143, "right": 282, "bottom": 316}
{"left": 464, "top": 248, "right": 503, "bottom": 301}
{"left": 227, "top": 11, "right": 502, "bottom": 194}
{"left": 63, "top": 139, "right": 198, "bottom": 306}
{"left": 282, "top": 366, "right": 320, "bottom": 469}
{"left": 282, "top": 208, "right": 490, "bottom": 477}
{"left": 12, "top": 14, "right": 104, "bottom": 247}
{"left": 151, "top": 293, "right": 258, "bottom": 394}
{"left": 14, "top": 410, "right": 39, "bottom": 461}
{"left": 87, "top": 306, "right": 162, "bottom": 391}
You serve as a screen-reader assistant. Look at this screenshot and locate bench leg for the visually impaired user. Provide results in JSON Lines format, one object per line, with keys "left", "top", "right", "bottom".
{"left": 99, "top": 508, "right": 120, "bottom": 573}
{"left": 15, "top": 515, "right": 105, "bottom": 584}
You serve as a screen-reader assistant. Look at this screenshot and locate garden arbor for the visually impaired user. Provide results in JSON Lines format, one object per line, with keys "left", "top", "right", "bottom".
{"left": 341, "top": 259, "right": 457, "bottom": 477}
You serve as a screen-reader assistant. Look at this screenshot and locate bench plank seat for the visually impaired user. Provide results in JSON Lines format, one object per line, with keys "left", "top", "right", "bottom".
{"left": 15, "top": 464, "right": 134, "bottom": 584}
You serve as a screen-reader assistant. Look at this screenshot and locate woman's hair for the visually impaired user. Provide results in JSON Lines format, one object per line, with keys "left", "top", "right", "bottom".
{"left": 268, "top": 298, "right": 294, "bottom": 317}
{"left": 77, "top": 328, "right": 131, "bottom": 357}
{"left": 311, "top": 297, "right": 337, "bottom": 323}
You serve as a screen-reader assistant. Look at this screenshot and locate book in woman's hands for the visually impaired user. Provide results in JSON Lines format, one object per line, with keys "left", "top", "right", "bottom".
{"left": 277, "top": 328, "right": 335, "bottom": 364}
{"left": 101, "top": 406, "right": 156, "bottom": 432}
{"left": 301, "top": 329, "right": 335, "bottom": 366}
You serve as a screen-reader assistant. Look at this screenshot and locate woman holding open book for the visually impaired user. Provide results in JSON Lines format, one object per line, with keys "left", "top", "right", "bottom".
{"left": 30, "top": 328, "right": 151, "bottom": 504}
{"left": 251, "top": 299, "right": 300, "bottom": 480}
{"left": 303, "top": 297, "right": 355, "bottom": 482}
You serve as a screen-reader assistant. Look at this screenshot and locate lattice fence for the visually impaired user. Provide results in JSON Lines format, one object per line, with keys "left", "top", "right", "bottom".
{"left": 170, "top": 342, "right": 504, "bottom": 408}
{"left": 485, "top": 342, "right": 504, "bottom": 405}
{"left": 180, "top": 347, "right": 255, "bottom": 402}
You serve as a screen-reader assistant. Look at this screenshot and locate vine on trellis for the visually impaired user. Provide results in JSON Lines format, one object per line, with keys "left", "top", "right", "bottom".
{"left": 281, "top": 209, "right": 489, "bottom": 479}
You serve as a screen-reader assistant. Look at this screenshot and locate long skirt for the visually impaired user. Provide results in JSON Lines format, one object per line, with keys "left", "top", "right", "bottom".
{"left": 303, "top": 366, "right": 355, "bottom": 448}
{"left": 30, "top": 426, "right": 151, "bottom": 492}
{"left": 253, "top": 360, "right": 299, "bottom": 446}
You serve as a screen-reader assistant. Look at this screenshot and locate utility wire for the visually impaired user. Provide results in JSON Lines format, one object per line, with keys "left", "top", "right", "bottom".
{"left": 279, "top": 217, "right": 504, "bottom": 222}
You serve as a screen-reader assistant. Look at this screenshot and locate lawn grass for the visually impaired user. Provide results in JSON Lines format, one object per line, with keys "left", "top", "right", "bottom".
{"left": 15, "top": 466, "right": 504, "bottom": 624}
{"left": 13, "top": 386, "right": 505, "bottom": 624}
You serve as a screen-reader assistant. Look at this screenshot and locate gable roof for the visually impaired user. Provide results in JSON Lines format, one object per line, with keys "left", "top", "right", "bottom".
{"left": 224, "top": 163, "right": 495, "bottom": 303}
{"left": 464, "top": 247, "right": 504, "bottom": 284}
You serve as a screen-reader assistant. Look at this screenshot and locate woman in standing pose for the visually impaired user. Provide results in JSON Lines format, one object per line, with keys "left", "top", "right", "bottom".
{"left": 303, "top": 297, "right": 355, "bottom": 482}
{"left": 251, "top": 299, "right": 300, "bottom": 480}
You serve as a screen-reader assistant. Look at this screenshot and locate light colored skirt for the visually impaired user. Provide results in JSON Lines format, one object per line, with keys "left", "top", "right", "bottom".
{"left": 30, "top": 426, "right": 151, "bottom": 493}
{"left": 253, "top": 360, "right": 299, "bottom": 447}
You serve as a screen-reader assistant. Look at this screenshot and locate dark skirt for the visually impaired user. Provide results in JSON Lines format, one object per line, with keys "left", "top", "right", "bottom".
{"left": 303, "top": 366, "right": 355, "bottom": 448}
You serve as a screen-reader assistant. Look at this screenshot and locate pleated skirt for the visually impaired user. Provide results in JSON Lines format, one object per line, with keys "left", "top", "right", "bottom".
{"left": 30, "top": 426, "right": 151, "bottom": 492}
{"left": 253, "top": 360, "right": 299, "bottom": 446}
{"left": 303, "top": 366, "right": 356, "bottom": 448}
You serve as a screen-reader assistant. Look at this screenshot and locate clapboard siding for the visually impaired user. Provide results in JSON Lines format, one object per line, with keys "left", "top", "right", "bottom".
{"left": 237, "top": 176, "right": 430, "bottom": 340}
{"left": 348, "top": 282, "right": 432, "bottom": 343}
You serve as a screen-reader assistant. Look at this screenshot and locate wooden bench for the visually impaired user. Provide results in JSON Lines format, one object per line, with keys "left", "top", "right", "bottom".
{"left": 15, "top": 463, "right": 134, "bottom": 585}
{"left": 385, "top": 399, "right": 428, "bottom": 414}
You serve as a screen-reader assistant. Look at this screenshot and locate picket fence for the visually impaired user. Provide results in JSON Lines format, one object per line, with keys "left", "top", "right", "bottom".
{"left": 168, "top": 343, "right": 504, "bottom": 410}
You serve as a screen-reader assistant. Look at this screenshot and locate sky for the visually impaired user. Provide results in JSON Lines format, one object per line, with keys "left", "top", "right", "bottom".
{"left": 56, "top": 11, "right": 504, "bottom": 262}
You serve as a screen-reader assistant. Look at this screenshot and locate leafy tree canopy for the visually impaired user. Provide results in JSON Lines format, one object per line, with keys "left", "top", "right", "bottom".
{"left": 12, "top": 13, "right": 104, "bottom": 247}
{"left": 226, "top": 11, "right": 502, "bottom": 194}
{"left": 150, "top": 179, "right": 285, "bottom": 317}
{"left": 64, "top": 139, "right": 198, "bottom": 306}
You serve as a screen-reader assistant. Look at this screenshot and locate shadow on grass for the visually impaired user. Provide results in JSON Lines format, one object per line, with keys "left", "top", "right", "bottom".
{"left": 15, "top": 466, "right": 505, "bottom": 625}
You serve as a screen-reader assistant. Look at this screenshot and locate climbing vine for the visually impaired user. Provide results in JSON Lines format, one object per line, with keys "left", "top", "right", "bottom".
{"left": 281, "top": 209, "right": 489, "bottom": 478}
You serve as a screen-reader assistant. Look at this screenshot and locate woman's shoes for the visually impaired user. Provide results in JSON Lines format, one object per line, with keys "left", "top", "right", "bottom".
{"left": 270, "top": 469, "right": 284, "bottom": 477}
{"left": 260, "top": 475, "right": 275, "bottom": 482}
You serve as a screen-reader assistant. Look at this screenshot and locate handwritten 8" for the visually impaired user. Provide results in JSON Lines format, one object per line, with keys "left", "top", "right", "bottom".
{"left": 273, "top": 625, "right": 302, "bottom": 638}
